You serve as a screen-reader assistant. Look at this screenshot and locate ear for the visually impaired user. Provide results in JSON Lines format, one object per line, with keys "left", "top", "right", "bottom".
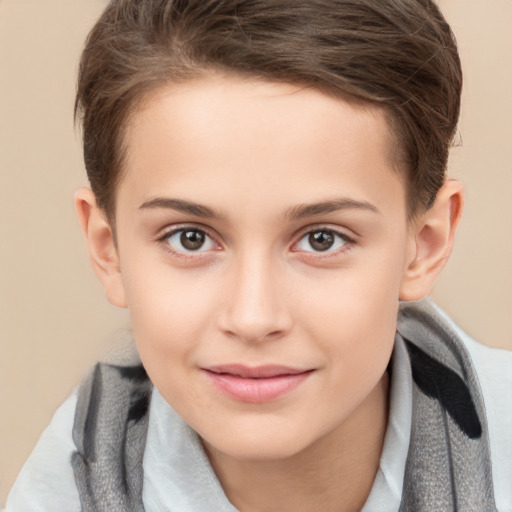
{"left": 74, "top": 187, "right": 127, "bottom": 308}
{"left": 399, "top": 180, "right": 464, "bottom": 301}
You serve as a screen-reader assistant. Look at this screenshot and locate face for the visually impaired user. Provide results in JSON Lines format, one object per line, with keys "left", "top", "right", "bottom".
{"left": 113, "top": 76, "right": 414, "bottom": 460}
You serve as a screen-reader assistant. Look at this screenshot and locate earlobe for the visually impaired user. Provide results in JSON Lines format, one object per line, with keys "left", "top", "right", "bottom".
{"left": 399, "top": 180, "right": 464, "bottom": 302}
{"left": 74, "top": 188, "right": 127, "bottom": 308}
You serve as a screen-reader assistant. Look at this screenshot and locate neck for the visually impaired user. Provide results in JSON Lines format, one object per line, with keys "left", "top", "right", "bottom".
{"left": 204, "top": 372, "right": 390, "bottom": 512}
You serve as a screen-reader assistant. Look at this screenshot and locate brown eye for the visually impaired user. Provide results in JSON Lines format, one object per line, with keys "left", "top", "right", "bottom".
{"left": 181, "top": 230, "right": 205, "bottom": 250}
{"left": 295, "top": 229, "right": 350, "bottom": 253}
{"left": 164, "top": 228, "right": 216, "bottom": 253}
{"left": 308, "top": 230, "right": 335, "bottom": 251}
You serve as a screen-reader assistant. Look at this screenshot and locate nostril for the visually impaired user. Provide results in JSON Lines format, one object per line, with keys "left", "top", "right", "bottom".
{"left": 219, "top": 319, "right": 289, "bottom": 344}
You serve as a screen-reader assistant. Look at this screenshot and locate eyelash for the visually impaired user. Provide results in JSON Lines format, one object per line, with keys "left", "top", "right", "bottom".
{"left": 157, "top": 225, "right": 220, "bottom": 259}
{"left": 156, "top": 225, "right": 356, "bottom": 259}
{"left": 292, "top": 227, "right": 356, "bottom": 258}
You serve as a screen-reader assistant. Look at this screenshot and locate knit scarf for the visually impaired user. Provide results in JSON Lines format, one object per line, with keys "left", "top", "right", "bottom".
{"left": 71, "top": 300, "right": 496, "bottom": 511}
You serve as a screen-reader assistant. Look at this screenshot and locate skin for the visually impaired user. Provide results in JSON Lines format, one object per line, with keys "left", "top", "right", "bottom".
{"left": 76, "top": 75, "right": 463, "bottom": 511}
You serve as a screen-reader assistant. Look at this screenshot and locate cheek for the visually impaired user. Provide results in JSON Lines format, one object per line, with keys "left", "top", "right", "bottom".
{"left": 306, "top": 242, "right": 404, "bottom": 327}
{"left": 123, "top": 252, "right": 216, "bottom": 324}
{"left": 299, "top": 244, "right": 405, "bottom": 377}
{"left": 306, "top": 287, "right": 398, "bottom": 383}
{"left": 120, "top": 260, "right": 220, "bottom": 376}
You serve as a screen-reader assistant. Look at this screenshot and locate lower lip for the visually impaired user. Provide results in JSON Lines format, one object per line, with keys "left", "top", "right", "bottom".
{"left": 203, "top": 370, "right": 312, "bottom": 403}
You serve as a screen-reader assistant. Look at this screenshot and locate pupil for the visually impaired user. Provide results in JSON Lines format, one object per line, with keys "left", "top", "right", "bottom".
{"left": 181, "top": 230, "right": 205, "bottom": 250}
{"left": 309, "top": 231, "right": 334, "bottom": 251}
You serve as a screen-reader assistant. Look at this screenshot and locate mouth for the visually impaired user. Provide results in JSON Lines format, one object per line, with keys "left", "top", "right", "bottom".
{"left": 202, "top": 364, "right": 314, "bottom": 403}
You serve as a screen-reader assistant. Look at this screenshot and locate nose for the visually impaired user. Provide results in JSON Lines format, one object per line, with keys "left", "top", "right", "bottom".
{"left": 217, "top": 252, "right": 292, "bottom": 343}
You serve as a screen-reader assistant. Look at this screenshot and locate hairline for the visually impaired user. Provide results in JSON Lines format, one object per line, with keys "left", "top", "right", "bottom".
{"left": 100, "top": 69, "right": 416, "bottom": 229}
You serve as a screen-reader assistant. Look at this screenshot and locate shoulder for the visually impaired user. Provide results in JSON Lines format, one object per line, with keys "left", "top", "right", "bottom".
{"left": 442, "top": 309, "right": 512, "bottom": 512}
{"left": 5, "top": 390, "right": 81, "bottom": 511}
{"left": 399, "top": 299, "right": 512, "bottom": 511}
{"left": 6, "top": 347, "right": 152, "bottom": 512}
{"left": 428, "top": 300, "right": 512, "bottom": 424}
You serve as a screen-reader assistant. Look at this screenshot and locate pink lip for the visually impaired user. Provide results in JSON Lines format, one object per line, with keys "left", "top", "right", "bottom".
{"left": 202, "top": 365, "right": 314, "bottom": 403}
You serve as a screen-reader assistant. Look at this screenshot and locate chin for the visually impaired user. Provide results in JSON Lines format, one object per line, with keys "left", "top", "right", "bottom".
{"left": 200, "top": 418, "right": 323, "bottom": 462}
{"left": 209, "top": 438, "right": 307, "bottom": 462}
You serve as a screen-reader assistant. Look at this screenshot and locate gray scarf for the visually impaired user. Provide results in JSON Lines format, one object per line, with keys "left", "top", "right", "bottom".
{"left": 71, "top": 300, "right": 496, "bottom": 511}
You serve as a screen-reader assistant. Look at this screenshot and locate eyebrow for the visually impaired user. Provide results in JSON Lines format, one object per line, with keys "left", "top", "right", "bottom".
{"left": 284, "top": 198, "right": 380, "bottom": 221}
{"left": 139, "top": 196, "right": 380, "bottom": 221}
{"left": 139, "top": 197, "right": 224, "bottom": 220}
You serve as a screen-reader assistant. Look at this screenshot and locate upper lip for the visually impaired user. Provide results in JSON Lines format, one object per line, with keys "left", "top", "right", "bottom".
{"left": 204, "top": 364, "right": 312, "bottom": 379}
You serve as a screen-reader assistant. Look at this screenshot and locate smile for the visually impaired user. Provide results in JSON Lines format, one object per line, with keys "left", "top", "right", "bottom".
{"left": 202, "top": 365, "right": 314, "bottom": 403}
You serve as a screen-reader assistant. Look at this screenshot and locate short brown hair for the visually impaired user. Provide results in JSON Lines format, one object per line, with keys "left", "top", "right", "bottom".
{"left": 75, "top": 0, "right": 462, "bottom": 220}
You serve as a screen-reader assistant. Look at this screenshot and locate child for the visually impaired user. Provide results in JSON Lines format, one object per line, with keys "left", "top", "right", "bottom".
{"left": 6, "top": 0, "right": 511, "bottom": 510}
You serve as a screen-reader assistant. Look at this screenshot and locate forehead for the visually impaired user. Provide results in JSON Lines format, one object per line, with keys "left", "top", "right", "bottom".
{"left": 118, "top": 76, "right": 406, "bottom": 219}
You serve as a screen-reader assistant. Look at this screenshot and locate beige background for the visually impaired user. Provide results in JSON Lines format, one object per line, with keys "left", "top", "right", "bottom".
{"left": 0, "top": 0, "right": 511, "bottom": 503}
